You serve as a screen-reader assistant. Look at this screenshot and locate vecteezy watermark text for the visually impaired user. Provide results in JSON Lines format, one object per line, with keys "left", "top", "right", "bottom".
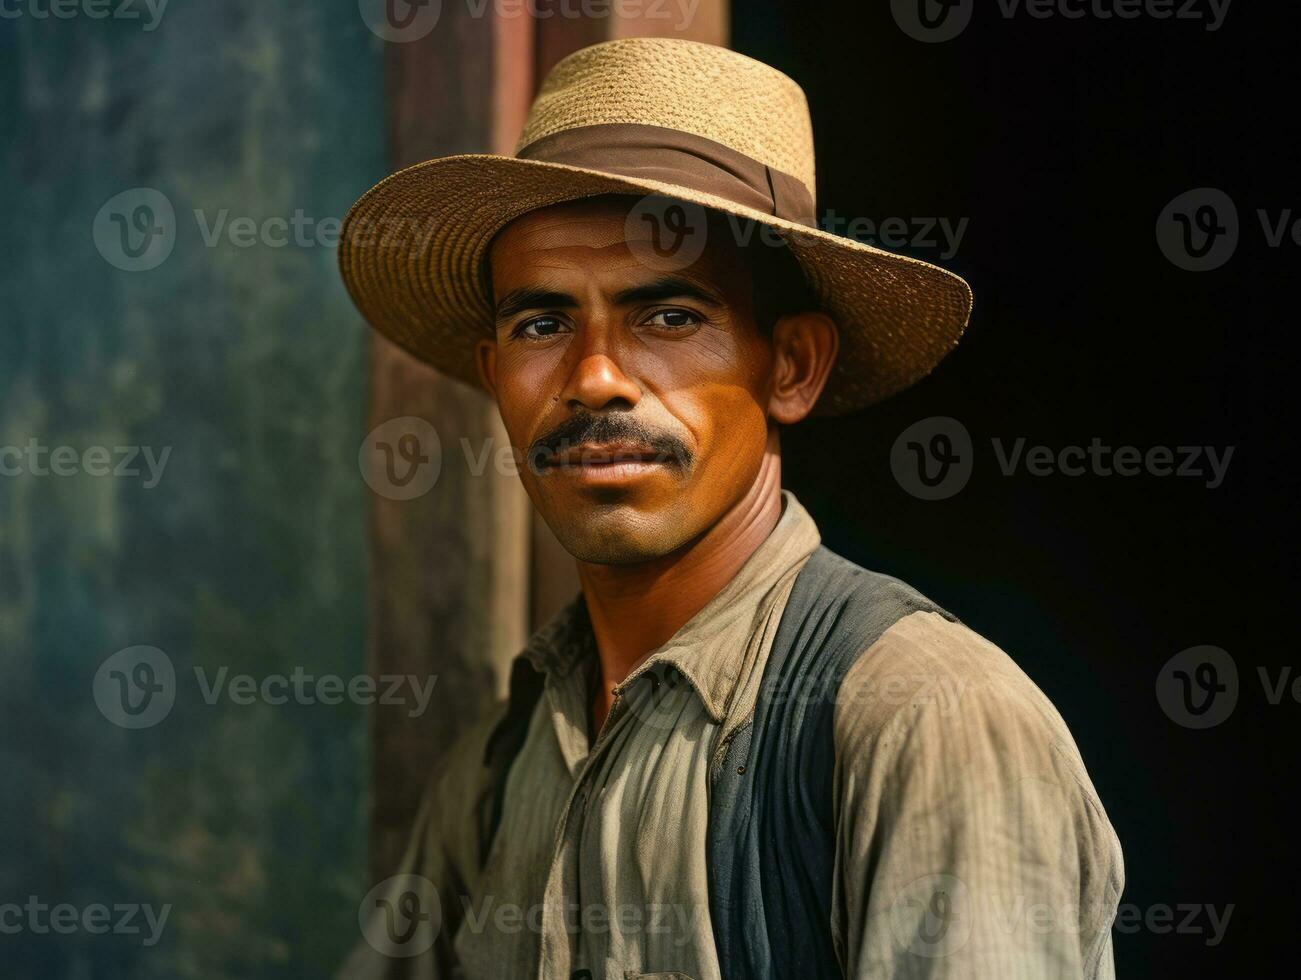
{"left": 0, "top": 440, "right": 171, "bottom": 488}
{"left": 891, "top": 872, "right": 1233, "bottom": 959}
{"left": 0, "top": 0, "right": 169, "bottom": 31}
{"left": 891, "top": 418, "right": 1234, "bottom": 500}
{"left": 459, "top": 895, "right": 708, "bottom": 945}
{"left": 93, "top": 646, "right": 439, "bottom": 729}
{"left": 95, "top": 187, "right": 970, "bottom": 274}
{"left": 892, "top": 0, "right": 1232, "bottom": 43}
{"left": 0, "top": 897, "right": 171, "bottom": 947}
{"left": 359, "top": 0, "right": 702, "bottom": 44}
{"left": 747, "top": 209, "right": 969, "bottom": 261}
{"left": 990, "top": 437, "right": 1232, "bottom": 488}
{"left": 193, "top": 666, "right": 438, "bottom": 717}
{"left": 93, "top": 189, "right": 454, "bottom": 272}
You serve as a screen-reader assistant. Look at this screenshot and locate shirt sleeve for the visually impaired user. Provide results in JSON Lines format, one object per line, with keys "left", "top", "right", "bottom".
{"left": 337, "top": 705, "right": 505, "bottom": 980}
{"left": 831, "top": 611, "right": 1124, "bottom": 979}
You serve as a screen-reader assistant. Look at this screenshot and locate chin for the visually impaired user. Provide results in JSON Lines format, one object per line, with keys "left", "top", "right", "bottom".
{"left": 546, "top": 507, "right": 692, "bottom": 565}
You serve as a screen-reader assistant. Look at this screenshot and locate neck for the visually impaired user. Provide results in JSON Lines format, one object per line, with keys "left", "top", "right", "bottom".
{"left": 578, "top": 433, "right": 784, "bottom": 725}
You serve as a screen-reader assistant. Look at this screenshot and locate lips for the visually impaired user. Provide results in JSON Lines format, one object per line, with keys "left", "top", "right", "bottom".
{"left": 537, "top": 441, "right": 679, "bottom": 470}
{"left": 526, "top": 414, "right": 695, "bottom": 482}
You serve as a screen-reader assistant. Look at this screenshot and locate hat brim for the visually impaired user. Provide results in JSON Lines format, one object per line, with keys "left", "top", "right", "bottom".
{"left": 338, "top": 154, "right": 973, "bottom": 416}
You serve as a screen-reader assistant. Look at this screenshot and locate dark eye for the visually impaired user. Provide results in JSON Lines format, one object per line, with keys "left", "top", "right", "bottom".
{"left": 644, "top": 309, "right": 701, "bottom": 331}
{"left": 516, "top": 316, "right": 568, "bottom": 339}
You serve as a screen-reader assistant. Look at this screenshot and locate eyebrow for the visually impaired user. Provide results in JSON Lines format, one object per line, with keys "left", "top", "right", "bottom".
{"left": 493, "top": 276, "right": 725, "bottom": 322}
{"left": 494, "top": 288, "right": 576, "bottom": 322}
{"left": 611, "top": 276, "right": 725, "bottom": 308}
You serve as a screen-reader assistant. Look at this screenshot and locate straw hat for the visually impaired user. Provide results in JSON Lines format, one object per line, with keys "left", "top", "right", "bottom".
{"left": 338, "top": 37, "right": 972, "bottom": 415}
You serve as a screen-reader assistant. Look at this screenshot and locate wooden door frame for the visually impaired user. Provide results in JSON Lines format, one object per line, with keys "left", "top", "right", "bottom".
{"left": 368, "top": 0, "right": 729, "bottom": 883}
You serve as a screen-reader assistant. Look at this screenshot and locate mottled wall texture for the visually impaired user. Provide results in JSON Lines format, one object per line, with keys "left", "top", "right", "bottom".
{"left": 1, "top": 3, "right": 384, "bottom": 976}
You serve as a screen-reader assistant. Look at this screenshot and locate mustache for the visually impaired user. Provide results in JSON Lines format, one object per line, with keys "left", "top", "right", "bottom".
{"left": 527, "top": 413, "right": 694, "bottom": 472}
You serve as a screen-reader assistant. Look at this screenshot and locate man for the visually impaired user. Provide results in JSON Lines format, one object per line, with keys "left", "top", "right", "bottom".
{"left": 339, "top": 37, "right": 1123, "bottom": 980}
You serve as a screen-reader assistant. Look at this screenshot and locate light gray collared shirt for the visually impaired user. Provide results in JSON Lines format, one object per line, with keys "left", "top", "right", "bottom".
{"left": 346, "top": 491, "right": 1123, "bottom": 979}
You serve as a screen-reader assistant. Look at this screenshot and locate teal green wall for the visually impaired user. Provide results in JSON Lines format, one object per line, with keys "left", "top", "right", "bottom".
{"left": 1, "top": 3, "right": 384, "bottom": 976}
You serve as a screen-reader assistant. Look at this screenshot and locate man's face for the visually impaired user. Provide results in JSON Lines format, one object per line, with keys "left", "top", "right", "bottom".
{"left": 479, "top": 196, "right": 778, "bottom": 564}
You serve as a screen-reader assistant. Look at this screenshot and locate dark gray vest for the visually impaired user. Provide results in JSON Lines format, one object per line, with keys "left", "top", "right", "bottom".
{"left": 483, "top": 546, "right": 951, "bottom": 980}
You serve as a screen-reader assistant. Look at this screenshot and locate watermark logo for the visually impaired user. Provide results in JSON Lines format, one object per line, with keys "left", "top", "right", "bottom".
{"left": 893, "top": 423, "right": 1235, "bottom": 500}
{"left": 0, "top": 897, "right": 171, "bottom": 947}
{"left": 360, "top": 0, "right": 701, "bottom": 40}
{"left": 1156, "top": 188, "right": 1239, "bottom": 272}
{"left": 1156, "top": 645, "right": 1237, "bottom": 729}
{"left": 456, "top": 895, "right": 706, "bottom": 944}
{"left": 93, "top": 646, "right": 176, "bottom": 730}
{"left": 891, "top": 417, "right": 974, "bottom": 501}
{"left": 92, "top": 188, "right": 175, "bottom": 272}
{"left": 891, "top": 877, "right": 1232, "bottom": 953}
{"left": 94, "top": 190, "right": 966, "bottom": 271}
{"left": 1157, "top": 647, "right": 1301, "bottom": 729}
{"left": 626, "top": 196, "right": 710, "bottom": 273}
{"left": 891, "top": 0, "right": 973, "bottom": 43}
{"left": 193, "top": 667, "right": 437, "bottom": 718}
{"left": 192, "top": 208, "right": 343, "bottom": 249}
{"left": 0, "top": 440, "right": 171, "bottom": 487}
{"left": 894, "top": 0, "right": 1231, "bottom": 41}
{"left": 95, "top": 649, "right": 438, "bottom": 729}
{"left": 1157, "top": 187, "right": 1301, "bottom": 270}
{"left": 360, "top": 417, "right": 443, "bottom": 500}
{"left": 890, "top": 873, "right": 972, "bottom": 958}
{"left": 359, "top": 874, "right": 442, "bottom": 958}
{"left": 823, "top": 210, "right": 969, "bottom": 260}
{"left": 991, "top": 438, "right": 1233, "bottom": 488}
{"left": 358, "top": 0, "right": 442, "bottom": 42}
{"left": 632, "top": 203, "right": 970, "bottom": 261}
{"left": 1113, "top": 902, "right": 1233, "bottom": 946}
{"left": 0, "top": 0, "right": 170, "bottom": 31}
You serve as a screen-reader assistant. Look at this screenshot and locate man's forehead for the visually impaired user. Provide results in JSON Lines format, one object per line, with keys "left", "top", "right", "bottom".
{"left": 488, "top": 195, "right": 745, "bottom": 291}
{"left": 492, "top": 196, "right": 664, "bottom": 256}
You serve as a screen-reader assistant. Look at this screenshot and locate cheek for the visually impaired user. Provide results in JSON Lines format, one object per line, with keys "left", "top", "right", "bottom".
{"left": 655, "top": 333, "right": 774, "bottom": 479}
{"left": 672, "top": 377, "right": 772, "bottom": 496}
{"left": 493, "top": 349, "right": 559, "bottom": 446}
{"left": 704, "top": 383, "right": 771, "bottom": 453}
{"left": 642, "top": 325, "right": 774, "bottom": 406}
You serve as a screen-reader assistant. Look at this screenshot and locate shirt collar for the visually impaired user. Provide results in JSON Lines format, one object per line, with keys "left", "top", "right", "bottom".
{"left": 522, "top": 490, "right": 821, "bottom": 721}
{"left": 521, "top": 590, "right": 593, "bottom": 679}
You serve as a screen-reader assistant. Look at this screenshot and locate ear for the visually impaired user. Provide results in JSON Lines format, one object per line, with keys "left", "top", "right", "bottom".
{"left": 475, "top": 336, "right": 499, "bottom": 401}
{"left": 767, "top": 312, "right": 839, "bottom": 425}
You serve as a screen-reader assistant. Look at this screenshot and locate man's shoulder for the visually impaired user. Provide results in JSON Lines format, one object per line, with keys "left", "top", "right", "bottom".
{"left": 809, "top": 550, "right": 1112, "bottom": 825}
{"left": 415, "top": 700, "right": 509, "bottom": 814}
{"left": 773, "top": 545, "right": 954, "bottom": 680}
{"left": 835, "top": 603, "right": 1071, "bottom": 745}
{"left": 788, "top": 545, "right": 951, "bottom": 633}
{"left": 810, "top": 557, "right": 1127, "bottom": 978}
{"left": 792, "top": 547, "right": 1081, "bottom": 755}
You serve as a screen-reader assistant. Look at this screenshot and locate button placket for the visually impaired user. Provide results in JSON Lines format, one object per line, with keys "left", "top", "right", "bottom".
{"left": 536, "top": 687, "right": 638, "bottom": 979}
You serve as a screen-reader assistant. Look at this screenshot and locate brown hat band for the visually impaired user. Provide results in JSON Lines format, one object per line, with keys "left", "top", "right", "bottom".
{"left": 516, "top": 123, "right": 817, "bottom": 228}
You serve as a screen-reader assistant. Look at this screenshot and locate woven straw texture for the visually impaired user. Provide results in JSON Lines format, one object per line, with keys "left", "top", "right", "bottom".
{"left": 518, "top": 37, "right": 817, "bottom": 195}
{"left": 338, "top": 38, "right": 973, "bottom": 416}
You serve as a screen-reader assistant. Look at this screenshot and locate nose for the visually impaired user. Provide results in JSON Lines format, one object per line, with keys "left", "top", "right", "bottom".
{"left": 560, "top": 329, "right": 641, "bottom": 413}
